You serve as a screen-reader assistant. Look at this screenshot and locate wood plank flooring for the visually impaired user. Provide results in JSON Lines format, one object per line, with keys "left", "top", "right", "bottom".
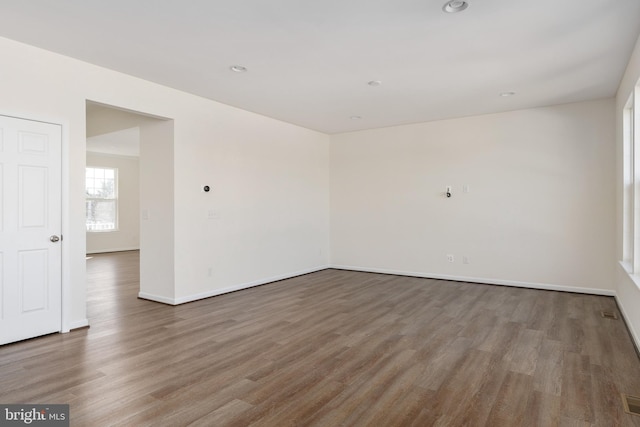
{"left": 1, "top": 250, "right": 640, "bottom": 426}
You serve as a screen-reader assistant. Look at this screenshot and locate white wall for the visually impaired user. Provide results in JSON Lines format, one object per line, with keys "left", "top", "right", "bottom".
{"left": 86, "top": 103, "right": 160, "bottom": 137}
{"left": 615, "top": 34, "right": 640, "bottom": 349}
{"left": 86, "top": 152, "right": 140, "bottom": 254}
{"left": 331, "top": 99, "right": 616, "bottom": 294}
{"left": 139, "top": 120, "right": 175, "bottom": 302}
{"left": 0, "top": 36, "right": 330, "bottom": 328}
{"left": 173, "top": 112, "right": 330, "bottom": 301}
{"left": 0, "top": 32, "right": 626, "bottom": 338}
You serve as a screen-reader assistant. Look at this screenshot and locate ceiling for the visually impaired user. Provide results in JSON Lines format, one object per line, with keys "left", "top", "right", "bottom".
{"left": 0, "top": 0, "right": 639, "bottom": 134}
{"left": 86, "top": 127, "right": 140, "bottom": 157}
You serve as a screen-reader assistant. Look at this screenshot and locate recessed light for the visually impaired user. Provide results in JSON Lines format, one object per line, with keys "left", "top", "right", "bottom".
{"left": 500, "top": 91, "right": 516, "bottom": 97}
{"left": 230, "top": 65, "right": 247, "bottom": 73}
{"left": 368, "top": 80, "right": 382, "bottom": 87}
{"left": 350, "top": 116, "right": 363, "bottom": 120}
{"left": 442, "top": 0, "right": 469, "bottom": 13}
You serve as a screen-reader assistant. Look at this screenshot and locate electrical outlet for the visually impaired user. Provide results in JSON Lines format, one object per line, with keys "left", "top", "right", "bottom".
{"left": 447, "top": 254, "right": 454, "bottom": 263}
{"left": 463, "top": 256, "right": 470, "bottom": 264}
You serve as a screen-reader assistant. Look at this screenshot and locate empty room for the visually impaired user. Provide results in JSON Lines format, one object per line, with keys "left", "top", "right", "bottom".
{"left": 1, "top": 0, "right": 640, "bottom": 425}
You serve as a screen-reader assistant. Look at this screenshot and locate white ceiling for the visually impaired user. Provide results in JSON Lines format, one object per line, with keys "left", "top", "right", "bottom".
{"left": 0, "top": 0, "right": 639, "bottom": 134}
{"left": 86, "top": 127, "right": 140, "bottom": 157}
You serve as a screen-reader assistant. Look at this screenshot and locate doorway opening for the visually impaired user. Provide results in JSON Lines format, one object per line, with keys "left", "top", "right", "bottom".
{"left": 85, "top": 101, "right": 172, "bottom": 317}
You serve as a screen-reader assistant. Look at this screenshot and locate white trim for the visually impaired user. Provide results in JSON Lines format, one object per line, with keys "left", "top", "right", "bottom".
{"left": 330, "top": 264, "right": 617, "bottom": 296}
{"left": 619, "top": 260, "right": 640, "bottom": 292}
{"left": 67, "top": 319, "right": 89, "bottom": 331}
{"left": 60, "top": 116, "right": 73, "bottom": 341}
{"left": 86, "top": 151, "right": 139, "bottom": 160}
{"left": 615, "top": 294, "right": 640, "bottom": 354}
{"left": 86, "top": 247, "right": 140, "bottom": 255}
{"left": 616, "top": 261, "right": 640, "bottom": 353}
{"left": 619, "top": 260, "right": 634, "bottom": 275}
{"left": 139, "top": 265, "right": 330, "bottom": 305}
{"left": 138, "top": 292, "right": 176, "bottom": 305}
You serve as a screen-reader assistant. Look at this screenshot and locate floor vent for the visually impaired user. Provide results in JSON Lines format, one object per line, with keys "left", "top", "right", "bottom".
{"left": 601, "top": 311, "right": 618, "bottom": 320}
{"left": 622, "top": 394, "right": 640, "bottom": 416}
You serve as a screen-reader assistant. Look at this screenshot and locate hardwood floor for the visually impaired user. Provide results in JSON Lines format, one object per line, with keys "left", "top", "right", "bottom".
{"left": 1, "top": 250, "right": 640, "bottom": 426}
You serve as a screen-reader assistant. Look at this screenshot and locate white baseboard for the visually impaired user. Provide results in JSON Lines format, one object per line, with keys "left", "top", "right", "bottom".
{"left": 86, "top": 247, "right": 139, "bottom": 255}
{"left": 138, "top": 292, "right": 176, "bottom": 305}
{"left": 615, "top": 294, "right": 640, "bottom": 355}
{"left": 67, "top": 318, "right": 89, "bottom": 332}
{"left": 330, "top": 264, "right": 617, "bottom": 296}
{"left": 138, "top": 262, "right": 617, "bottom": 304}
{"left": 139, "top": 265, "right": 330, "bottom": 306}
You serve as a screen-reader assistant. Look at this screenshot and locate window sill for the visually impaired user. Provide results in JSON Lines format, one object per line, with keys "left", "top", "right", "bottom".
{"left": 620, "top": 260, "right": 640, "bottom": 292}
{"left": 620, "top": 260, "right": 633, "bottom": 274}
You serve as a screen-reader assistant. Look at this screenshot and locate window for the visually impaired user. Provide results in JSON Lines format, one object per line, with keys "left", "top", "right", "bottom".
{"left": 86, "top": 167, "right": 118, "bottom": 232}
{"left": 622, "top": 83, "right": 640, "bottom": 278}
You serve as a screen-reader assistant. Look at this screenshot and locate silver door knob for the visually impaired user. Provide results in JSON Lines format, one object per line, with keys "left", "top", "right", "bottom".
{"left": 50, "top": 235, "right": 60, "bottom": 242}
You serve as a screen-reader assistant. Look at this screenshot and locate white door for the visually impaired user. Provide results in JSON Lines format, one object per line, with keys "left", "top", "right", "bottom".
{"left": 0, "top": 115, "right": 62, "bottom": 345}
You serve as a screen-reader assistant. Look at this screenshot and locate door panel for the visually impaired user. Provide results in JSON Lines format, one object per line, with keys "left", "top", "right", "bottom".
{"left": 0, "top": 115, "right": 61, "bottom": 345}
{"left": 20, "top": 249, "right": 48, "bottom": 313}
{"left": 19, "top": 131, "right": 49, "bottom": 154}
{"left": 20, "top": 166, "right": 48, "bottom": 228}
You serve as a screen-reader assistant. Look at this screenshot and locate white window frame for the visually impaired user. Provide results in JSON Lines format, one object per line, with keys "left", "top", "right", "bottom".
{"left": 623, "top": 93, "right": 634, "bottom": 272}
{"left": 621, "top": 80, "right": 640, "bottom": 293}
{"left": 85, "top": 166, "right": 119, "bottom": 232}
